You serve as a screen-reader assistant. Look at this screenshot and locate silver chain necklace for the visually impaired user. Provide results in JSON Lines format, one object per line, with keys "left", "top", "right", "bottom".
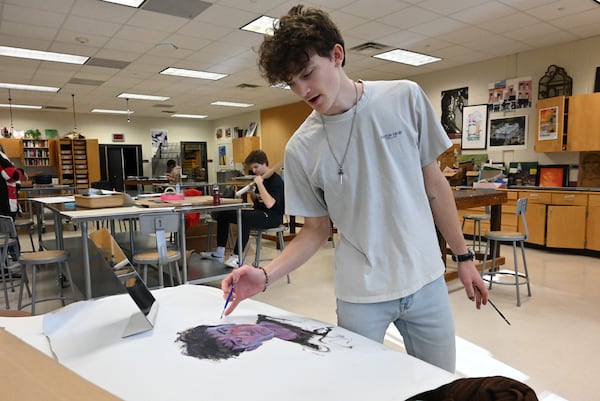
{"left": 321, "top": 82, "right": 358, "bottom": 185}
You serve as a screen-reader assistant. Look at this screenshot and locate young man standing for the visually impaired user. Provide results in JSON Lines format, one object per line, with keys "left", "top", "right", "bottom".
{"left": 220, "top": 5, "right": 487, "bottom": 373}
{"left": 202, "top": 150, "right": 284, "bottom": 268}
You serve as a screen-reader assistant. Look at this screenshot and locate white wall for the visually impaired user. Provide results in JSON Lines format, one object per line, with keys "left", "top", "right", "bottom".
{"left": 0, "top": 108, "right": 260, "bottom": 183}
{"left": 410, "top": 34, "right": 600, "bottom": 172}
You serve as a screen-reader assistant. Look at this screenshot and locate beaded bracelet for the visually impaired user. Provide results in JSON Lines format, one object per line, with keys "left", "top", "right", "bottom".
{"left": 257, "top": 266, "right": 269, "bottom": 292}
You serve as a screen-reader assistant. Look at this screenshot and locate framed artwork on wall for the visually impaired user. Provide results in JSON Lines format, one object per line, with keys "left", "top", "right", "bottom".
{"left": 538, "top": 106, "right": 559, "bottom": 141}
{"left": 488, "top": 115, "right": 527, "bottom": 150}
{"left": 537, "top": 165, "right": 569, "bottom": 187}
{"left": 461, "top": 104, "right": 488, "bottom": 150}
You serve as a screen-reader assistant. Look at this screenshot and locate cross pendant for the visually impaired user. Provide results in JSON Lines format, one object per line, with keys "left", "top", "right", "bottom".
{"left": 338, "top": 167, "right": 343, "bottom": 185}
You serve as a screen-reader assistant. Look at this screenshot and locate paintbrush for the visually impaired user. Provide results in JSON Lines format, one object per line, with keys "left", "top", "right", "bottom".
{"left": 476, "top": 286, "right": 511, "bottom": 326}
{"left": 220, "top": 241, "right": 252, "bottom": 319}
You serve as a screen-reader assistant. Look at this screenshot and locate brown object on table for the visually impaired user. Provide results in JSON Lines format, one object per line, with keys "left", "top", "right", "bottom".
{"left": 578, "top": 151, "right": 600, "bottom": 187}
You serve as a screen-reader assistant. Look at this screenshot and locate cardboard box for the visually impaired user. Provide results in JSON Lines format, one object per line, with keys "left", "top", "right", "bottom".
{"left": 75, "top": 194, "right": 125, "bottom": 208}
{"left": 0, "top": 328, "right": 121, "bottom": 401}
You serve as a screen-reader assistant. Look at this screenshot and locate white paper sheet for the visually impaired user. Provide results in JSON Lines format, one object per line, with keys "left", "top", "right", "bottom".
{"left": 40, "top": 285, "right": 455, "bottom": 401}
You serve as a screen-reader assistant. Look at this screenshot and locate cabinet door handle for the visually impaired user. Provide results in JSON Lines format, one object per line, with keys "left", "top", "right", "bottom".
{"left": 563, "top": 195, "right": 575, "bottom": 201}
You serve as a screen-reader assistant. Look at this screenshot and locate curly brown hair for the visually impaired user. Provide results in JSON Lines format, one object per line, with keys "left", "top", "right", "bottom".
{"left": 244, "top": 149, "right": 269, "bottom": 166}
{"left": 258, "top": 5, "right": 345, "bottom": 85}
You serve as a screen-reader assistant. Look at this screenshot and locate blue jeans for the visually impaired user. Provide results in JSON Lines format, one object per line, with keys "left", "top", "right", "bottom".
{"left": 336, "top": 276, "right": 456, "bottom": 372}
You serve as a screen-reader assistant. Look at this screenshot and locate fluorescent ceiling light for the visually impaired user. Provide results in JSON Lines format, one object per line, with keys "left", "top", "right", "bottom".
{"left": 91, "top": 109, "right": 134, "bottom": 115}
{"left": 0, "top": 82, "right": 60, "bottom": 92}
{"left": 210, "top": 101, "right": 253, "bottom": 108}
{"left": 160, "top": 67, "right": 227, "bottom": 81}
{"left": 373, "top": 49, "right": 441, "bottom": 66}
{"left": 0, "top": 103, "right": 43, "bottom": 110}
{"left": 118, "top": 93, "right": 170, "bottom": 101}
{"left": 241, "top": 16, "right": 279, "bottom": 36}
{"left": 0, "top": 46, "right": 89, "bottom": 64}
{"left": 100, "top": 0, "right": 145, "bottom": 7}
{"left": 171, "top": 114, "right": 208, "bottom": 119}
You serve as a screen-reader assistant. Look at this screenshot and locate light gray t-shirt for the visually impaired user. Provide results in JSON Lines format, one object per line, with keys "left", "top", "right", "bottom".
{"left": 284, "top": 80, "right": 452, "bottom": 303}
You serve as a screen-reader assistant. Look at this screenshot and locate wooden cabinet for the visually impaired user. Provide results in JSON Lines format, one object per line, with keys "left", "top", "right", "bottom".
{"left": 587, "top": 195, "right": 600, "bottom": 251}
{"left": 535, "top": 96, "right": 567, "bottom": 152}
{"left": 0, "top": 138, "right": 22, "bottom": 159}
{"left": 545, "top": 193, "right": 587, "bottom": 249}
{"left": 22, "top": 139, "right": 56, "bottom": 167}
{"left": 232, "top": 136, "right": 259, "bottom": 163}
{"left": 567, "top": 92, "right": 600, "bottom": 151}
{"left": 535, "top": 92, "right": 600, "bottom": 152}
{"left": 56, "top": 139, "right": 100, "bottom": 189}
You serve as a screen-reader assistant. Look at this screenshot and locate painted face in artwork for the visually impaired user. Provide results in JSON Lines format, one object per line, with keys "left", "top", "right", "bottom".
{"left": 206, "top": 324, "right": 275, "bottom": 351}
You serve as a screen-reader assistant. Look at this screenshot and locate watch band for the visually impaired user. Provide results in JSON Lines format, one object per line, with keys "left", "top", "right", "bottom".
{"left": 452, "top": 249, "right": 475, "bottom": 262}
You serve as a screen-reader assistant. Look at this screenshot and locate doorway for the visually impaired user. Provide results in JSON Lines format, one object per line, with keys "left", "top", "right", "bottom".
{"left": 180, "top": 142, "right": 208, "bottom": 181}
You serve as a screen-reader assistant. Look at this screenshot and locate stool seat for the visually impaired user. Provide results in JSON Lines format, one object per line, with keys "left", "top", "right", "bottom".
{"left": 485, "top": 230, "right": 526, "bottom": 241}
{"left": 133, "top": 250, "right": 181, "bottom": 264}
{"left": 20, "top": 250, "right": 69, "bottom": 264}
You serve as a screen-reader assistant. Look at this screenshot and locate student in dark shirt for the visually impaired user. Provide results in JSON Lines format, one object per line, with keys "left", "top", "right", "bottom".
{"left": 201, "top": 150, "right": 284, "bottom": 267}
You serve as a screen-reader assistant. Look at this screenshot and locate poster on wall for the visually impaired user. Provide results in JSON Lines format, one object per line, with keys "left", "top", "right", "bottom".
{"left": 538, "top": 106, "right": 558, "bottom": 141}
{"left": 441, "top": 87, "right": 468, "bottom": 139}
{"left": 151, "top": 129, "right": 168, "bottom": 157}
{"left": 218, "top": 145, "right": 227, "bottom": 166}
{"left": 488, "top": 115, "right": 527, "bottom": 150}
{"left": 461, "top": 104, "right": 488, "bottom": 150}
{"left": 488, "top": 77, "right": 532, "bottom": 112}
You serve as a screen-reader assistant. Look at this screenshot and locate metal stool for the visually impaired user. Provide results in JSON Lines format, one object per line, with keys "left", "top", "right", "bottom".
{"left": 14, "top": 218, "right": 36, "bottom": 252}
{"left": 18, "top": 250, "right": 76, "bottom": 315}
{"left": 481, "top": 198, "right": 531, "bottom": 306}
{"left": 133, "top": 213, "right": 182, "bottom": 288}
{"left": 461, "top": 206, "right": 490, "bottom": 253}
{"left": 252, "top": 225, "right": 290, "bottom": 284}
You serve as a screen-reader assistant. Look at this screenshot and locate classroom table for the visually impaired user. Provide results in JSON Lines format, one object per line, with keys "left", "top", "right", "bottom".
{"left": 35, "top": 197, "right": 248, "bottom": 299}
{"left": 0, "top": 285, "right": 457, "bottom": 401}
{"left": 123, "top": 177, "right": 169, "bottom": 194}
{"left": 443, "top": 188, "right": 508, "bottom": 281}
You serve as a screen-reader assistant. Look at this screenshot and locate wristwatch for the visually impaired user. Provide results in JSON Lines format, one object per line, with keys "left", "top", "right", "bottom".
{"left": 451, "top": 249, "right": 475, "bottom": 262}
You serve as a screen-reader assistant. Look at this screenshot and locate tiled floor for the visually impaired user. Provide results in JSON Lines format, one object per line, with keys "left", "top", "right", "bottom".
{"left": 3, "top": 229, "right": 598, "bottom": 401}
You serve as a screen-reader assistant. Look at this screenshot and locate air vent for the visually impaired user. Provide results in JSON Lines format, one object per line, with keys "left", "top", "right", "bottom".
{"left": 152, "top": 104, "right": 175, "bottom": 108}
{"left": 68, "top": 78, "right": 105, "bottom": 86}
{"left": 349, "top": 42, "right": 389, "bottom": 53}
{"left": 236, "top": 83, "right": 260, "bottom": 89}
{"left": 142, "top": 0, "right": 211, "bottom": 19}
{"left": 85, "top": 58, "right": 130, "bottom": 69}
{"left": 43, "top": 105, "right": 68, "bottom": 110}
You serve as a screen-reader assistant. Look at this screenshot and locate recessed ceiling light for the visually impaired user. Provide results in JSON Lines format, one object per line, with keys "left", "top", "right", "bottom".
{"left": 91, "top": 109, "right": 134, "bottom": 115}
{"left": 373, "top": 49, "right": 441, "bottom": 66}
{"left": 0, "top": 103, "right": 43, "bottom": 110}
{"left": 210, "top": 101, "right": 253, "bottom": 108}
{"left": 241, "top": 15, "right": 279, "bottom": 35}
{"left": 0, "top": 45, "right": 89, "bottom": 64}
{"left": 160, "top": 67, "right": 227, "bottom": 80}
{"left": 0, "top": 82, "right": 60, "bottom": 92}
{"left": 171, "top": 114, "right": 208, "bottom": 119}
{"left": 118, "top": 93, "right": 170, "bottom": 101}
{"left": 100, "top": 0, "right": 145, "bottom": 7}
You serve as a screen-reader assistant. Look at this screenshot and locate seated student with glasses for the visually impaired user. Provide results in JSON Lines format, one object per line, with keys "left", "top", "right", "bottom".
{"left": 201, "top": 150, "right": 284, "bottom": 268}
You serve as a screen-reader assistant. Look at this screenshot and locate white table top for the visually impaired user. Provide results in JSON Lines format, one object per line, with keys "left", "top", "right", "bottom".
{"left": 1, "top": 285, "right": 456, "bottom": 401}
